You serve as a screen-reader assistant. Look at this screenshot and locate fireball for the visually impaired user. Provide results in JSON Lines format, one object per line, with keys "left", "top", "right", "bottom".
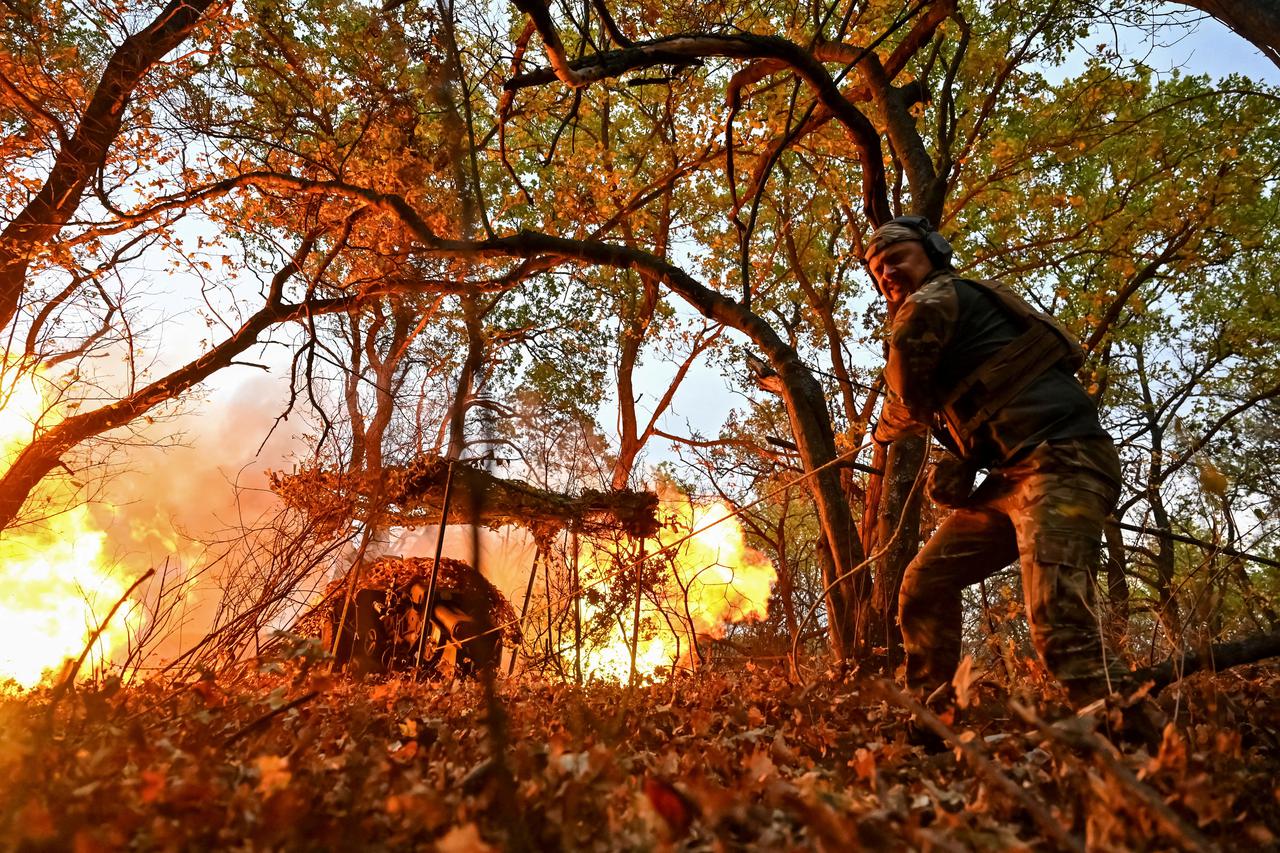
{"left": 0, "top": 368, "right": 138, "bottom": 689}
{"left": 576, "top": 488, "right": 776, "bottom": 682}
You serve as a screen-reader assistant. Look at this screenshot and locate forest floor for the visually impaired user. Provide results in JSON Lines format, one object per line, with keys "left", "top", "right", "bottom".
{"left": 2, "top": 644, "right": 1278, "bottom": 851}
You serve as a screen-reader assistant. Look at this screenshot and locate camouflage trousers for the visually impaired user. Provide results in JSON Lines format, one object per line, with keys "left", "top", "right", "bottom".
{"left": 898, "top": 436, "right": 1130, "bottom": 705}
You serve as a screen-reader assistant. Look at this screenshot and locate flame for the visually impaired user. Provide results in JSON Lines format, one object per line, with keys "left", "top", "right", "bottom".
{"left": 0, "top": 368, "right": 140, "bottom": 689}
{"left": 575, "top": 488, "right": 776, "bottom": 682}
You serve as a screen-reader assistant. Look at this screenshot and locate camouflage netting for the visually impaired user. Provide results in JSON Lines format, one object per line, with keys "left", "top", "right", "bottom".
{"left": 270, "top": 454, "right": 659, "bottom": 540}
{"left": 292, "top": 555, "right": 521, "bottom": 644}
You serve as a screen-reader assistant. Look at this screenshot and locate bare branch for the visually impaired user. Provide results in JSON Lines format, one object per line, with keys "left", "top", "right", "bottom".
{"left": 0, "top": 0, "right": 223, "bottom": 329}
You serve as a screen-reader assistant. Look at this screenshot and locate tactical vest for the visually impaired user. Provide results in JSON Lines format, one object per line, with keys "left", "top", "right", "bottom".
{"left": 937, "top": 278, "right": 1086, "bottom": 450}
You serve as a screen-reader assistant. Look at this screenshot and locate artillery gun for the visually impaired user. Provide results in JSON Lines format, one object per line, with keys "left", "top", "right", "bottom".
{"left": 276, "top": 452, "right": 660, "bottom": 677}
{"left": 293, "top": 555, "right": 520, "bottom": 676}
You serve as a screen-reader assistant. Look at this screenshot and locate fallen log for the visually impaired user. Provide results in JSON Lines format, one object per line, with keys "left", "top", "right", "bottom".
{"left": 1137, "top": 628, "right": 1280, "bottom": 690}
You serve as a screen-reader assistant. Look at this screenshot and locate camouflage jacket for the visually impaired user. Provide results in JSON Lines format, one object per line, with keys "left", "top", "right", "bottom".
{"left": 874, "top": 271, "right": 1107, "bottom": 467}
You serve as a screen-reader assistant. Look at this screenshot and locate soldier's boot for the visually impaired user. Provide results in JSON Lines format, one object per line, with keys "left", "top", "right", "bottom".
{"left": 905, "top": 719, "right": 949, "bottom": 753}
{"left": 905, "top": 683, "right": 957, "bottom": 754}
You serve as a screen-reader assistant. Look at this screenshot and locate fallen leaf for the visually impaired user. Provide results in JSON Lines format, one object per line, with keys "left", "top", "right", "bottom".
{"left": 255, "top": 755, "right": 291, "bottom": 794}
{"left": 437, "top": 822, "right": 497, "bottom": 853}
{"left": 389, "top": 740, "right": 419, "bottom": 764}
{"left": 849, "top": 747, "right": 876, "bottom": 782}
{"left": 770, "top": 730, "right": 797, "bottom": 766}
{"left": 952, "top": 655, "right": 977, "bottom": 709}
{"left": 139, "top": 768, "right": 166, "bottom": 804}
{"left": 643, "top": 776, "right": 697, "bottom": 838}
{"left": 17, "top": 800, "right": 55, "bottom": 842}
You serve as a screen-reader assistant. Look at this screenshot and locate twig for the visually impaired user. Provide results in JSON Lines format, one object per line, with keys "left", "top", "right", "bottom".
{"left": 872, "top": 680, "right": 1084, "bottom": 853}
{"left": 1117, "top": 521, "right": 1280, "bottom": 570}
{"left": 49, "top": 568, "right": 155, "bottom": 711}
{"left": 1009, "top": 701, "right": 1215, "bottom": 853}
{"left": 223, "top": 690, "right": 319, "bottom": 747}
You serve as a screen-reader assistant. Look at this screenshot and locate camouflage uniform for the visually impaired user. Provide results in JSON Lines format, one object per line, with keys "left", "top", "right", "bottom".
{"left": 875, "top": 267, "right": 1130, "bottom": 705}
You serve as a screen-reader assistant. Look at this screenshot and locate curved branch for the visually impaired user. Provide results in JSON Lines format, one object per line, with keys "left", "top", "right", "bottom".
{"left": 508, "top": 32, "right": 890, "bottom": 222}
{"left": 0, "top": 0, "right": 222, "bottom": 330}
{"left": 512, "top": 0, "right": 588, "bottom": 87}
{"left": 590, "top": 0, "right": 635, "bottom": 48}
{"left": 1161, "top": 378, "right": 1280, "bottom": 483}
{"left": 0, "top": 242, "right": 371, "bottom": 530}
{"left": 1084, "top": 224, "right": 1197, "bottom": 353}
{"left": 859, "top": 51, "right": 940, "bottom": 217}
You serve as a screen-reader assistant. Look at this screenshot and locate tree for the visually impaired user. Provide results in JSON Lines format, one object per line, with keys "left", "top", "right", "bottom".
{"left": 954, "top": 58, "right": 1280, "bottom": 652}
{"left": 181, "top": 0, "right": 1279, "bottom": 666}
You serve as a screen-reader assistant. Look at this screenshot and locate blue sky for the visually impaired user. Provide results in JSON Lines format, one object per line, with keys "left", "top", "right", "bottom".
{"left": 1058, "top": 5, "right": 1279, "bottom": 83}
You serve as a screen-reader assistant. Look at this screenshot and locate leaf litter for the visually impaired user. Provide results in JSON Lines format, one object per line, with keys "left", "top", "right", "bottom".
{"left": 1, "top": 651, "right": 1278, "bottom": 850}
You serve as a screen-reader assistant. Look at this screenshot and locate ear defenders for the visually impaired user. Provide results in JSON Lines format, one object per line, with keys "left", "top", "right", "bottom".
{"left": 889, "top": 215, "right": 954, "bottom": 269}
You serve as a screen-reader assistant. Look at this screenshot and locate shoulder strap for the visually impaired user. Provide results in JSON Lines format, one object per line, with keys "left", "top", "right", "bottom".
{"left": 966, "top": 279, "right": 1085, "bottom": 369}
{"left": 938, "top": 278, "right": 1087, "bottom": 448}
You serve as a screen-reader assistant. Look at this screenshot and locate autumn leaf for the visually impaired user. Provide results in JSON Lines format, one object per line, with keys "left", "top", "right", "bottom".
{"left": 952, "top": 654, "right": 978, "bottom": 710}
{"left": 254, "top": 755, "right": 291, "bottom": 794}
{"left": 770, "top": 729, "right": 798, "bottom": 766}
{"left": 643, "top": 775, "right": 698, "bottom": 839}
{"left": 436, "top": 823, "right": 498, "bottom": 853}
{"left": 189, "top": 679, "right": 225, "bottom": 708}
{"left": 849, "top": 747, "right": 876, "bottom": 782}
{"left": 139, "top": 768, "right": 167, "bottom": 804}
{"left": 16, "top": 800, "right": 56, "bottom": 842}
{"left": 388, "top": 740, "right": 419, "bottom": 764}
{"left": 1198, "top": 459, "right": 1229, "bottom": 498}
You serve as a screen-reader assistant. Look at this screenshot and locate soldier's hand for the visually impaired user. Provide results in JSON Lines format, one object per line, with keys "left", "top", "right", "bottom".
{"left": 926, "top": 456, "right": 978, "bottom": 508}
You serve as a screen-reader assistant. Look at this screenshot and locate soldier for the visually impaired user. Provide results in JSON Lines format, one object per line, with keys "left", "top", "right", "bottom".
{"left": 865, "top": 216, "right": 1135, "bottom": 718}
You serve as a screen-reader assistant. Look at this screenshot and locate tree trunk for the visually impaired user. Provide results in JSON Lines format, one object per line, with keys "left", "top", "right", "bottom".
{"left": 363, "top": 301, "right": 414, "bottom": 473}
{"left": 1103, "top": 517, "right": 1131, "bottom": 650}
{"left": 446, "top": 294, "right": 488, "bottom": 458}
{"left": 860, "top": 442, "right": 887, "bottom": 557}
{"left": 1138, "top": 628, "right": 1280, "bottom": 690}
{"left": 872, "top": 434, "right": 927, "bottom": 668}
{"left": 1148, "top": 458, "right": 1185, "bottom": 646}
{"left": 345, "top": 314, "right": 369, "bottom": 472}
{"left": 1134, "top": 344, "right": 1184, "bottom": 649}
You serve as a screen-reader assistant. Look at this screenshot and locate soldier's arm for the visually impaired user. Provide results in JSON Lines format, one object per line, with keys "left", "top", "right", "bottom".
{"left": 872, "top": 387, "right": 927, "bottom": 445}
{"left": 883, "top": 280, "right": 959, "bottom": 424}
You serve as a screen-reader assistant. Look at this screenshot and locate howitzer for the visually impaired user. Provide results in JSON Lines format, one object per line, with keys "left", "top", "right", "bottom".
{"left": 296, "top": 555, "right": 519, "bottom": 677}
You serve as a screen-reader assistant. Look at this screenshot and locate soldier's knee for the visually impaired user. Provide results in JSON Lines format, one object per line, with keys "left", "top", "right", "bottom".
{"left": 899, "top": 570, "right": 956, "bottom": 619}
{"left": 897, "top": 584, "right": 931, "bottom": 631}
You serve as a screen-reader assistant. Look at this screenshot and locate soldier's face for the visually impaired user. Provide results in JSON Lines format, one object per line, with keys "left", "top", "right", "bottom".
{"left": 868, "top": 240, "right": 934, "bottom": 308}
